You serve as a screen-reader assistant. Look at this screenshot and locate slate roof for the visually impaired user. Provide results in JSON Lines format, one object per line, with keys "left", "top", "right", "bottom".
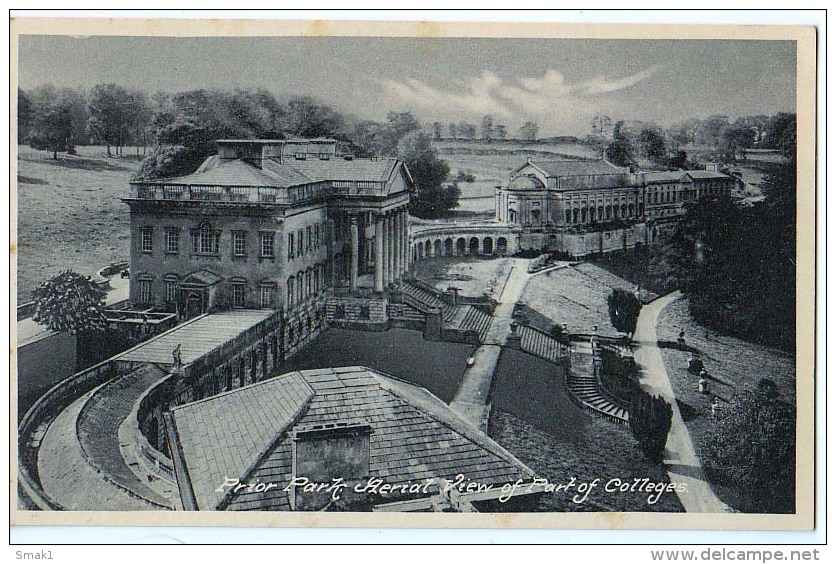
{"left": 279, "top": 158, "right": 400, "bottom": 183}
{"left": 527, "top": 159, "right": 629, "bottom": 177}
{"left": 166, "top": 366, "right": 535, "bottom": 511}
{"left": 686, "top": 170, "right": 732, "bottom": 179}
{"left": 117, "top": 309, "right": 275, "bottom": 366}
{"left": 140, "top": 154, "right": 402, "bottom": 189}
{"left": 642, "top": 171, "right": 691, "bottom": 183}
{"left": 168, "top": 371, "right": 315, "bottom": 510}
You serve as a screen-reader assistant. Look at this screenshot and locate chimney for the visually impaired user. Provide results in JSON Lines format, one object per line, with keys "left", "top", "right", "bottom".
{"left": 290, "top": 422, "right": 373, "bottom": 510}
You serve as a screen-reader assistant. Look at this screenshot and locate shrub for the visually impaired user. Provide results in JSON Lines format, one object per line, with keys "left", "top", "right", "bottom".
{"left": 629, "top": 391, "right": 673, "bottom": 461}
{"left": 607, "top": 288, "right": 641, "bottom": 337}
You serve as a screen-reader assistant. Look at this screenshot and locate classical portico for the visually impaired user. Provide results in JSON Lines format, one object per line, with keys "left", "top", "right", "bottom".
{"left": 362, "top": 207, "right": 409, "bottom": 292}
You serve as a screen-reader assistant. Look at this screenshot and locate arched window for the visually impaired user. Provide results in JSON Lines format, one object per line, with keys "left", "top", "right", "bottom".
{"left": 287, "top": 277, "right": 294, "bottom": 308}
{"left": 565, "top": 209, "right": 572, "bottom": 224}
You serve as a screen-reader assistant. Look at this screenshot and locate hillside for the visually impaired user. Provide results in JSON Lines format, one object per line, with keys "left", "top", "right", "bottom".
{"left": 15, "top": 146, "right": 139, "bottom": 303}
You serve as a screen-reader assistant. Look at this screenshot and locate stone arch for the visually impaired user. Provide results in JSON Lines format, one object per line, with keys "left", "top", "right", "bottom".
{"left": 581, "top": 208, "right": 587, "bottom": 223}
{"left": 434, "top": 239, "right": 442, "bottom": 257}
{"left": 469, "top": 237, "right": 480, "bottom": 255}
{"left": 456, "top": 237, "right": 466, "bottom": 256}
{"left": 417, "top": 241, "right": 424, "bottom": 259}
{"left": 572, "top": 208, "right": 579, "bottom": 223}
{"left": 483, "top": 237, "right": 494, "bottom": 255}
{"left": 628, "top": 203, "right": 635, "bottom": 217}
{"left": 621, "top": 204, "right": 627, "bottom": 217}
{"left": 444, "top": 238, "right": 454, "bottom": 256}
{"left": 425, "top": 240, "right": 432, "bottom": 258}
{"left": 497, "top": 237, "right": 508, "bottom": 255}
{"left": 565, "top": 209, "right": 572, "bottom": 224}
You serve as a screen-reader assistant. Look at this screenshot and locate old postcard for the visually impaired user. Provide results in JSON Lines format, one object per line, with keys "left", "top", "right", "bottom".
{"left": 10, "top": 16, "right": 817, "bottom": 531}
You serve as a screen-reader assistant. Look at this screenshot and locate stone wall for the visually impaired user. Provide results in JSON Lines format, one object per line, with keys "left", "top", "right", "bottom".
{"left": 326, "top": 295, "right": 389, "bottom": 331}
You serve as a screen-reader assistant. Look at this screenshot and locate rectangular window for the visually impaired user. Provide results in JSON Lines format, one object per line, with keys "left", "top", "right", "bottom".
{"left": 306, "top": 226, "right": 313, "bottom": 251}
{"left": 165, "top": 228, "right": 179, "bottom": 254}
{"left": 191, "top": 227, "right": 220, "bottom": 255}
{"left": 140, "top": 227, "right": 153, "bottom": 253}
{"left": 138, "top": 280, "right": 152, "bottom": 303}
{"left": 165, "top": 280, "right": 177, "bottom": 304}
{"left": 297, "top": 229, "right": 304, "bottom": 257}
{"left": 232, "top": 231, "right": 247, "bottom": 257}
{"left": 314, "top": 224, "right": 320, "bottom": 248}
{"left": 260, "top": 286, "right": 275, "bottom": 309}
{"left": 261, "top": 232, "right": 275, "bottom": 258}
{"left": 288, "top": 233, "right": 295, "bottom": 260}
{"left": 232, "top": 284, "right": 246, "bottom": 308}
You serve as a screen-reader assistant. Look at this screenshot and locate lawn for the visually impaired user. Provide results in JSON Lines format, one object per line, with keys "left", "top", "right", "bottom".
{"left": 655, "top": 297, "right": 796, "bottom": 512}
{"left": 15, "top": 145, "right": 139, "bottom": 303}
{"left": 410, "top": 256, "right": 513, "bottom": 301}
{"left": 519, "top": 263, "right": 640, "bottom": 338}
{"left": 489, "top": 348, "right": 683, "bottom": 513}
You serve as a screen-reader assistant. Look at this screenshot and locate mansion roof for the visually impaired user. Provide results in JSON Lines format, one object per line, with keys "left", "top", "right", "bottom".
{"left": 142, "top": 155, "right": 405, "bottom": 189}
{"left": 166, "top": 366, "right": 535, "bottom": 511}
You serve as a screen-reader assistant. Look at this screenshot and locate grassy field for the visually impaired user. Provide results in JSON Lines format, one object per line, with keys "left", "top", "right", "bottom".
{"left": 15, "top": 145, "right": 139, "bottom": 303}
{"left": 518, "top": 263, "right": 644, "bottom": 338}
{"left": 656, "top": 297, "right": 795, "bottom": 512}
{"left": 410, "top": 256, "right": 512, "bottom": 301}
{"left": 489, "top": 348, "right": 683, "bottom": 512}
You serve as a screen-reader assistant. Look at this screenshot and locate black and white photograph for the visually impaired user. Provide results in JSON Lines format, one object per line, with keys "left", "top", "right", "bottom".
{"left": 10, "top": 16, "right": 817, "bottom": 530}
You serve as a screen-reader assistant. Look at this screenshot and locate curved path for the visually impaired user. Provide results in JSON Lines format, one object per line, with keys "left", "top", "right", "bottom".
{"left": 633, "top": 291, "right": 732, "bottom": 513}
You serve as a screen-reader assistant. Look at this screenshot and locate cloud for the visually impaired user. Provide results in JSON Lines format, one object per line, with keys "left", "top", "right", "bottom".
{"left": 380, "top": 65, "right": 665, "bottom": 134}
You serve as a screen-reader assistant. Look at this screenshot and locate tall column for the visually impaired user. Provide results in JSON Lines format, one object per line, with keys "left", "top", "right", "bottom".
{"left": 394, "top": 211, "right": 403, "bottom": 280}
{"left": 381, "top": 214, "right": 389, "bottom": 287}
{"left": 401, "top": 210, "right": 408, "bottom": 275}
{"left": 349, "top": 215, "right": 359, "bottom": 291}
{"left": 374, "top": 214, "right": 384, "bottom": 292}
{"left": 386, "top": 213, "right": 395, "bottom": 285}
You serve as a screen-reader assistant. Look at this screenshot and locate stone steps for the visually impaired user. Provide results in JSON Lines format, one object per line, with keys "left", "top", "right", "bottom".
{"left": 566, "top": 349, "right": 630, "bottom": 425}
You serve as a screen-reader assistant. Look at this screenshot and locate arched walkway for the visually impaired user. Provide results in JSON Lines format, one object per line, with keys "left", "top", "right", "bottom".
{"left": 444, "top": 238, "right": 454, "bottom": 256}
{"left": 417, "top": 241, "right": 424, "bottom": 259}
{"left": 483, "top": 237, "right": 493, "bottom": 255}
{"left": 497, "top": 237, "right": 508, "bottom": 255}
{"left": 469, "top": 237, "right": 480, "bottom": 255}
{"left": 456, "top": 238, "right": 466, "bottom": 256}
{"left": 433, "top": 239, "right": 442, "bottom": 257}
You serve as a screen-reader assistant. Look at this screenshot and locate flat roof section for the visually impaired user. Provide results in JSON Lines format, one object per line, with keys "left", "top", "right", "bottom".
{"left": 117, "top": 309, "right": 275, "bottom": 367}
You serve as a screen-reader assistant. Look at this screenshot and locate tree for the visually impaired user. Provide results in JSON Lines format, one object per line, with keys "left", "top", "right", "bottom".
{"left": 591, "top": 114, "right": 613, "bottom": 158}
{"left": 283, "top": 95, "right": 344, "bottom": 138}
{"left": 380, "top": 111, "right": 420, "bottom": 156}
{"left": 519, "top": 121, "right": 539, "bottom": 142}
{"left": 480, "top": 114, "right": 494, "bottom": 141}
{"left": 87, "top": 83, "right": 137, "bottom": 156}
{"left": 432, "top": 122, "right": 444, "bottom": 141}
{"left": 638, "top": 126, "right": 668, "bottom": 164}
{"left": 605, "top": 139, "right": 635, "bottom": 168}
{"left": 32, "top": 270, "right": 108, "bottom": 335}
{"left": 629, "top": 391, "right": 673, "bottom": 461}
{"left": 399, "top": 131, "right": 454, "bottom": 218}
{"left": 495, "top": 124, "right": 507, "bottom": 141}
{"left": 607, "top": 288, "right": 641, "bottom": 337}
{"left": 17, "top": 88, "right": 33, "bottom": 143}
{"left": 448, "top": 122, "right": 458, "bottom": 140}
{"left": 703, "top": 390, "right": 795, "bottom": 513}
{"left": 719, "top": 121, "right": 757, "bottom": 165}
{"left": 27, "top": 86, "right": 76, "bottom": 159}
{"left": 457, "top": 121, "right": 476, "bottom": 139}
{"left": 764, "top": 112, "right": 796, "bottom": 158}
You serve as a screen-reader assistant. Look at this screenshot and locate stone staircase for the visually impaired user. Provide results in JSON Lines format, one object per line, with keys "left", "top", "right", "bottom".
{"left": 566, "top": 346, "right": 630, "bottom": 426}
{"left": 518, "top": 325, "right": 567, "bottom": 364}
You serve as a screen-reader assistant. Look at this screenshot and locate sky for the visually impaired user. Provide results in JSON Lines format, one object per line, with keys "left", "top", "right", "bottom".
{"left": 18, "top": 35, "right": 797, "bottom": 137}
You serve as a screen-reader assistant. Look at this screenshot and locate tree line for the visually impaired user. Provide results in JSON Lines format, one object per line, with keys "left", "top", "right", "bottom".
{"left": 17, "top": 84, "right": 458, "bottom": 218}
{"left": 434, "top": 116, "right": 540, "bottom": 142}
{"left": 589, "top": 112, "right": 797, "bottom": 170}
